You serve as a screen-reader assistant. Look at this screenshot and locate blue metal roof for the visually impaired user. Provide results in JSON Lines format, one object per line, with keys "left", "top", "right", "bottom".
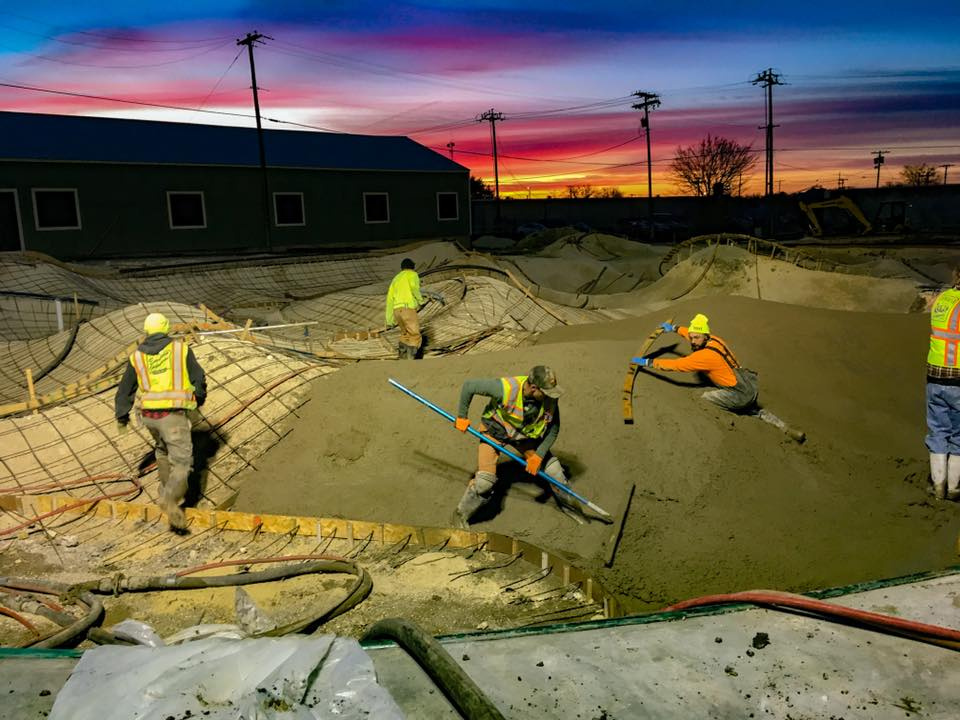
{"left": 0, "top": 111, "right": 467, "bottom": 173}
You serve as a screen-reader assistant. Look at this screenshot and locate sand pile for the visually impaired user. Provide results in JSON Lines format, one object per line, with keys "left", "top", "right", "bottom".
{"left": 234, "top": 294, "right": 960, "bottom": 612}
{"left": 505, "top": 233, "right": 666, "bottom": 295}
{"left": 616, "top": 245, "right": 923, "bottom": 313}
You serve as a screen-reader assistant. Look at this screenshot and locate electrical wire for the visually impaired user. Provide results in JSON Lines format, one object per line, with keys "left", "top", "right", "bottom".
{"left": 0, "top": 39, "right": 235, "bottom": 69}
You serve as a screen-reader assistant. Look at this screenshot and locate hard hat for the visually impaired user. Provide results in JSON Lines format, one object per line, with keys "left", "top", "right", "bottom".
{"left": 143, "top": 312, "right": 170, "bottom": 335}
{"left": 688, "top": 313, "right": 710, "bottom": 334}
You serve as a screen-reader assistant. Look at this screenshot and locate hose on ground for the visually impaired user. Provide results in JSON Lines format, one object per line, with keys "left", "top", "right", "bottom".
{"left": 0, "top": 578, "right": 103, "bottom": 649}
{"left": 361, "top": 617, "right": 506, "bottom": 720}
{"left": 71, "top": 555, "right": 372, "bottom": 641}
{"left": 665, "top": 589, "right": 960, "bottom": 651}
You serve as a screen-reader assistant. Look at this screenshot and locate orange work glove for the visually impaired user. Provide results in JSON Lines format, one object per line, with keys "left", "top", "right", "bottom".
{"left": 525, "top": 454, "right": 543, "bottom": 475}
{"left": 454, "top": 417, "right": 471, "bottom": 433}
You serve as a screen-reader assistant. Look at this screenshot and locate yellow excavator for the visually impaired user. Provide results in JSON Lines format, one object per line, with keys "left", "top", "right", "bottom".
{"left": 798, "top": 196, "right": 872, "bottom": 236}
{"left": 798, "top": 195, "right": 909, "bottom": 237}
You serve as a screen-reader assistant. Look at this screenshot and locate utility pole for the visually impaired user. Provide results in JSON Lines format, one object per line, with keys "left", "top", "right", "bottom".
{"left": 631, "top": 91, "right": 661, "bottom": 242}
{"left": 872, "top": 150, "right": 887, "bottom": 189}
{"left": 477, "top": 109, "right": 505, "bottom": 220}
{"left": 237, "top": 31, "right": 273, "bottom": 248}
{"left": 446, "top": 141, "right": 456, "bottom": 160}
{"left": 941, "top": 163, "right": 954, "bottom": 185}
{"left": 837, "top": 173, "right": 845, "bottom": 191}
{"left": 752, "top": 68, "right": 783, "bottom": 198}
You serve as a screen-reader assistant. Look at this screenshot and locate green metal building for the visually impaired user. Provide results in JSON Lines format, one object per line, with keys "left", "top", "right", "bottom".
{"left": 0, "top": 111, "right": 470, "bottom": 259}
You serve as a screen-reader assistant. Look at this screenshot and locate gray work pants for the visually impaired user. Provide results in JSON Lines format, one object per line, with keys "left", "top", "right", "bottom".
{"left": 702, "top": 368, "right": 759, "bottom": 413}
{"left": 141, "top": 411, "right": 193, "bottom": 523}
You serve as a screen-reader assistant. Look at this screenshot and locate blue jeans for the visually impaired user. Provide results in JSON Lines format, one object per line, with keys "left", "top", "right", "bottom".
{"left": 925, "top": 383, "right": 960, "bottom": 454}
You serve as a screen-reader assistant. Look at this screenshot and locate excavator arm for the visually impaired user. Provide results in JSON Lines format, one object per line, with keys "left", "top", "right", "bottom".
{"left": 798, "top": 196, "right": 873, "bottom": 236}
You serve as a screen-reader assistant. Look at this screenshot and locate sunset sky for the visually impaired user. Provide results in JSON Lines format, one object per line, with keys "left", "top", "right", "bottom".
{"left": 1, "top": 2, "right": 958, "bottom": 197}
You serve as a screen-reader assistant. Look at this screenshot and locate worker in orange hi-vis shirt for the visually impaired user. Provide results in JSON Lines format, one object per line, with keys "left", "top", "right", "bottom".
{"left": 634, "top": 313, "right": 759, "bottom": 413}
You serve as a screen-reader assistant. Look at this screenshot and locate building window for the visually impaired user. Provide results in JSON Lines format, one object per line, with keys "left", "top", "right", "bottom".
{"left": 437, "top": 192, "right": 459, "bottom": 221}
{"left": 32, "top": 189, "right": 80, "bottom": 231}
{"left": 167, "top": 191, "right": 206, "bottom": 229}
{"left": 363, "top": 192, "right": 390, "bottom": 224}
{"left": 274, "top": 192, "right": 305, "bottom": 227}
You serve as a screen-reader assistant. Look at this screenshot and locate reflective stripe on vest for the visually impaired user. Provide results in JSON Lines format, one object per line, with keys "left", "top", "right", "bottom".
{"left": 483, "top": 375, "right": 553, "bottom": 440}
{"left": 131, "top": 341, "right": 197, "bottom": 410}
{"left": 929, "top": 289, "right": 960, "bottom": 368}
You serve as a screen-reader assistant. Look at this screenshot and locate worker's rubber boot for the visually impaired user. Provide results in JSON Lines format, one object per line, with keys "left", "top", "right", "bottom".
{"left": 946, "top": 454, "right": 960, "bottom": 501}
{"left": 929, "top": 452, "right": 948, "bottom": 499}
{"left": 456, "top": 471, "right": 496, "bottom": 525}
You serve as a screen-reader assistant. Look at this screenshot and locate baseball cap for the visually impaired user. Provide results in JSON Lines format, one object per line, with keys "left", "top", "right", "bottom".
{"left": 529, "top": 365, "right": 563, "bottom": 398}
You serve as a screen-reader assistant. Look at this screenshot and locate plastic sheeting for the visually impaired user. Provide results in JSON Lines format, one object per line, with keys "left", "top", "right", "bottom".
{"left": 49, "top": 636, "right": 404, "bottom": 720}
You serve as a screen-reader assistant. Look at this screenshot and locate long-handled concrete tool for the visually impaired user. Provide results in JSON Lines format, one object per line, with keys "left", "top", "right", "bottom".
{"left": 389, "top": 378, "right": 613, "bottom": 523}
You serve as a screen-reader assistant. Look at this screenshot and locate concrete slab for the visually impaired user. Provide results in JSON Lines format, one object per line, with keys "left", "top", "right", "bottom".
{"left": 367, "top": 572, "right": 960, "bottom": 719}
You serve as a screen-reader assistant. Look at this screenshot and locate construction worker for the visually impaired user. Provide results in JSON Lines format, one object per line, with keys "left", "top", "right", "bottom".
{"left": 635, "top": 313, "right": 759, "bottom": 413}
{"left": 925, "top": 267, "right": 960, "bottom": 500}
{"left": 453, "top": 365, "right": 566, "bottom": 525}
{"left": 115, "top": 312, "right": 206, "bottom": 533}
{"left": 385, "top": 258, "right": 444, "bottom": 359}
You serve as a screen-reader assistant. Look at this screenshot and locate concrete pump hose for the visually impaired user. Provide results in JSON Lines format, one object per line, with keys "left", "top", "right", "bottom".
{"left": 665, "top": 589, "right": 960, "bottom": 651}
{"left": 361, "top": 617, "right": 506, "bottom": 720}
{"left": 0, "top": 578, "right": 103, "bottom": 649}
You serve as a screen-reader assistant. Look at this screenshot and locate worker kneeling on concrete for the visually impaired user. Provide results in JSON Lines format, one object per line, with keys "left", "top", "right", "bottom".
{"left": 115, "top": 312, "right": 207, "bottom": 533}
{"left": 636, "top": 314, "right": 758, "bottom": 412}
{"left": 454, "top": 366, "right": 565, "bottom": 525}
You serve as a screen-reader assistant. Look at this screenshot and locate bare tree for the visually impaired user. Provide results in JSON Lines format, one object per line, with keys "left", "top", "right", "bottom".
{"left": 596, "top": 187, "right": 624, "bottom": 198}
{"left": 565, "top": 184, "right": 595, "bottom": 199}
{"left": 670, "top": 134, "right": 757, "bottom": 196}
{"left": 900, "top": 163, "right": 939, "bottom": 186}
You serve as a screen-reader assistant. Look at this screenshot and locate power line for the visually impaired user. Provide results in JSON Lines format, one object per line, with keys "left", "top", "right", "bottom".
{"left": 0, "top": 38, "right": 234, "bottom": 68}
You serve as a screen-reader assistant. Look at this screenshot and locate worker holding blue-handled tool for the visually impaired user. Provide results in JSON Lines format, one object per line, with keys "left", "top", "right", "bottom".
{"left": 453, "top": 365, "right": 571, "bottom": 526}
{"left": 388, "top": 377, "right": 612, "bottom": 526}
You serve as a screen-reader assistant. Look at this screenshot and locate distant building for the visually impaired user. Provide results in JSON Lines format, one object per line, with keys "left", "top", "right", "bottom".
{"left": 0, "top": 111, "right": 470, "bottom": 258}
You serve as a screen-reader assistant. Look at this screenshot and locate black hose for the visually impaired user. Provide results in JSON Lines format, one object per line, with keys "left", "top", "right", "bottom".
{"left": 32, "top": 322, "right": 82, "bottom": 383}
{"left": 72, "top": 559, "right": 373, "bottom": 641}
{"left": 361, "top": 618, "right": 506, "bottom": 720}
{"left": 0, "top": 578, "right": 103, "bottom": 649}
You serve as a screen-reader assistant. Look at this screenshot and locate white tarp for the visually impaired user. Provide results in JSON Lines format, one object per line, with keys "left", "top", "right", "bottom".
{"left": 49, "top": 636, "right": 404, "bottom": 719}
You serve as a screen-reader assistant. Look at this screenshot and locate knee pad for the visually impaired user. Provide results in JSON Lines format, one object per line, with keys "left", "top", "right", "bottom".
{"left": 544, "top": 457, "right": 566, "bottom": 483}
{"left": 473, "top": 471, "right": 497, "bottom": 496}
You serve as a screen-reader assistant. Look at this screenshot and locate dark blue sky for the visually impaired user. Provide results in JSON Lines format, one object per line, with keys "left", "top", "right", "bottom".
{"left": 1, "top": 2, "right": 957, "bottom": 195}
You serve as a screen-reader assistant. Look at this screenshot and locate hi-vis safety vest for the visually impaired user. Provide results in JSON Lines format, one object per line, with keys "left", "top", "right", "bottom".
{"left": 385, "top": 269, "right": 422, "bottom": 325}
{"left": 928, "top": 288, "right": 960, "bottom": 368}
{"left": 131, "top": 341, "right": 197, "bottom": 410}
{"left": 483, "top": 375, "right": 555, "bottom": 440}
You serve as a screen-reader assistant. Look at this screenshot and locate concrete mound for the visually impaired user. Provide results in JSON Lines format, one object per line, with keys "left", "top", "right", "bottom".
{"left": 234, "top": 294, "right": 960, "bottom": 612}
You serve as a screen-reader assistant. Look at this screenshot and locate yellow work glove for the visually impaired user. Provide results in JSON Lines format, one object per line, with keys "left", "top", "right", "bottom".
{"left": 525, "top": 454, "right": 543, "bottom": 475}
{"left": 454, "top": 417, "right": 471, "bottom": 433}
{"left": 115, "top": 418, "right": 130, "bottom": 435}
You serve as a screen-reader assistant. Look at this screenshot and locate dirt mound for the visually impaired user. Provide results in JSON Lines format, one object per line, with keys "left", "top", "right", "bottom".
{"left": 234, "top": 294, "right": 960, "bottom": 612}
{"left": 619, "top": 245, "right": 922, "bottom": 313}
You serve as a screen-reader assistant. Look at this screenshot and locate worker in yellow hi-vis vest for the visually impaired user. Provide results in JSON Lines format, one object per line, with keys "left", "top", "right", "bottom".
{"left": 115, "top": 312, "right": 207, "bottom": 533}
{"left": 385, "top": 258, "right": 444, "bottom": 359}
{"left": 926, "top": 268, "right": 960, "bottom": 501}
{"left": 453, "top": 365, "right": 565, "bottom": 525}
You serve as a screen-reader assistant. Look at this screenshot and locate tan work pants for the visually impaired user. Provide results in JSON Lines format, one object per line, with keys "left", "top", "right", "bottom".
{"left": 476, "top": 423, "right": 541, "bottom": 475}
{"left": 393, "top": 306, "right": 422, "bottom": 349}
{"left": 141, "top": 411, "right": 193, "bottom": 523}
